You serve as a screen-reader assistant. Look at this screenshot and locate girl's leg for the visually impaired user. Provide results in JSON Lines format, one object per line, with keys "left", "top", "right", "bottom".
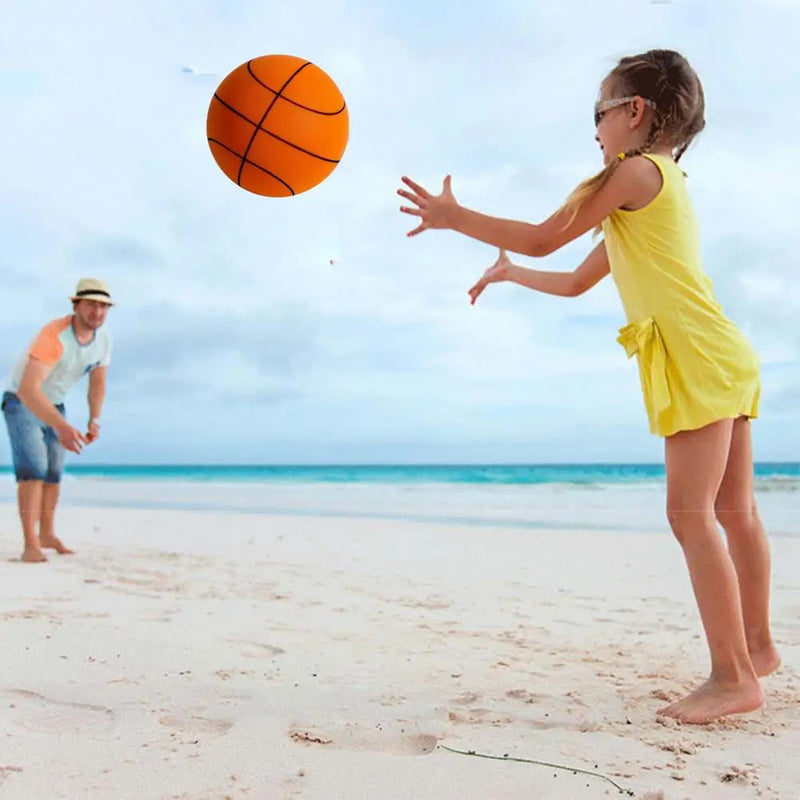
{"left": 714, "top": 417, "right": 779, "bottom": 676}
{"left": 658, "top": 418, "right": 763, "bottom": 724}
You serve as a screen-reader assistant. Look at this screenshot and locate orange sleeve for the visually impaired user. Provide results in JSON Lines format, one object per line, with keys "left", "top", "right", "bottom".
{"left": 28, "top": 318, "right": 68, "bottom": 365}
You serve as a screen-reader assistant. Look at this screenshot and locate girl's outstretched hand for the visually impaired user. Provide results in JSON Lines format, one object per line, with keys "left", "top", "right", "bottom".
{"left": 398, "top": 175, "right": 458, "bottom": 236}
{"left": 468, "top": 249, "right": 511, "bottom": 305}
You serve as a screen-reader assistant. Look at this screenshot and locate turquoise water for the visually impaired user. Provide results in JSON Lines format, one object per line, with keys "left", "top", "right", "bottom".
{"left": 1, "top": 462, "right": 796, "bottom": 535}
{"left": 55, "top": 462, "right": 800, "bottom": 486}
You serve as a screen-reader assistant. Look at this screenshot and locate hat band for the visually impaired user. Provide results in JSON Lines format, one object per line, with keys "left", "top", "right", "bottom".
{"left": 76, "top": 289, "right": 111, "bottom": 298}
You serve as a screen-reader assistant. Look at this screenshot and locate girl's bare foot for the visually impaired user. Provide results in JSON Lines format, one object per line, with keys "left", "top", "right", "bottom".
{"left": 21, "top": 547, "right": 48, "bottom": 563}
{"left": 657, "top": 676, "right": 764, "bottom": 724}
{"left": 40, "top": 536, "right": 74, "bottom": 555}
{"left": 749, "top": 644, "right": 781, "bottom": 678}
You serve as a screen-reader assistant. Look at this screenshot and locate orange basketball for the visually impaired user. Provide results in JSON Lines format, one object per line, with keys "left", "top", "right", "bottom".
{"left": 206, "top": 54, "right": 349, "bottom": 197}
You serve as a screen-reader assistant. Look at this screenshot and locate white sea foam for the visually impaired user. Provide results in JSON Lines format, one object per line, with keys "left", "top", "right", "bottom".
{"left": 1, "top": 474, "right": 795, "bottom": 537}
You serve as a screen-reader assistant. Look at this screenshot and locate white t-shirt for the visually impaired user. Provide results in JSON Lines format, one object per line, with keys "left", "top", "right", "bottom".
{"left": 7, "top": 315, "right": 112, "bottom": 404}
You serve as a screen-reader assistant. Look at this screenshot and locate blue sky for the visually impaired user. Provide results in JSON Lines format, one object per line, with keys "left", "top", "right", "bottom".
{"left": 0, "top": 0, "right": 797, "bottom": 464}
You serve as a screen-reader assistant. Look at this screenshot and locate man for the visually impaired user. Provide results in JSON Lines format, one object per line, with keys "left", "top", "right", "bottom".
{"left": 2, "top": 278, "right": 113, "bottom": 562}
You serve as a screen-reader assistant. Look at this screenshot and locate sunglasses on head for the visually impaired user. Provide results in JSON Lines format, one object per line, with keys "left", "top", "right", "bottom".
{"left": 594, "top": 96, "right": 657, "bottom": 127}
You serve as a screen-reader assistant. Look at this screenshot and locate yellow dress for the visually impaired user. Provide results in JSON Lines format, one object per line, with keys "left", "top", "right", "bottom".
{"left": 601, "top": 152, "right": 760, "bottom": 437}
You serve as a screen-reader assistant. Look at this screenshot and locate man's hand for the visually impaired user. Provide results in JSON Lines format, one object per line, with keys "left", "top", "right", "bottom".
{"left": 58, "top": 424, "right": 87, "bottom": 454}
{"left": 86, "top": 418, "right": 101, "bottom": 444}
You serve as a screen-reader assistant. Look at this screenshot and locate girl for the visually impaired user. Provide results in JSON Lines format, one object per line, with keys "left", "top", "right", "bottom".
{"left": 397, "top": 48, "right": 779, "bottom": 725}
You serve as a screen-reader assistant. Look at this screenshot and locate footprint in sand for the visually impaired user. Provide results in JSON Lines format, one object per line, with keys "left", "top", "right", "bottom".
{"left": 225, "top": 639, "right": 285, "bottom": 659}
{"left": 1, "top": 609, "right": 62, "bottom": 623}
{"left": 113, "top": 574, "right": 163, "bottom": 587}
{"left": 659, "top": 622, "right": 690, "bottom": 632}
{"left": 7, "top": 689, "right": 114, "bottom": 734}
{"left": 288, "top": 722, "right": 438, "bottom": 755}
{"left": 389, "top": 595, "right": 451, "bottom": 610}
{"left": 451, "top": 691, "right": 481, "bottom": 706}
{"left": 448, "top": 709, "right": 514, "bottom": 726}
{"left": 158, "top": 714, "right": 233, "bottom": 737}
{"left": 0, "top": 766, "right": 23, "bottom": 788}
{"left": 506, "top": 688, "right": 544, "bottom": 704}
{"left": 371, "top": 693, "right": 406, "bottom": 707}
{"left": 526, "top": 715, "right": 583, "bottom": 730}
{"left": 102, "top": 584, "right": 163, "bottom": 600}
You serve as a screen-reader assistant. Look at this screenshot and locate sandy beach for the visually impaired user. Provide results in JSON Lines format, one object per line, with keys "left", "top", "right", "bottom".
{"left": 1, "top": 501, "right": 798, "bottom": 800}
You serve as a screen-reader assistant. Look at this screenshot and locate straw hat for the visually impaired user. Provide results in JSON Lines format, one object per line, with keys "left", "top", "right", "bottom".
{"left": 70, "top": 277, "right": 114, "bottom": 305}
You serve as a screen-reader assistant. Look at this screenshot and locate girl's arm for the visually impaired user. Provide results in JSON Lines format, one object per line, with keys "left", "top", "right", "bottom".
{"left": 398, "top": 157, "right": 657, "bottom": 257}
{"left": 468, "top": 241, "right": 610, "bottom": 304}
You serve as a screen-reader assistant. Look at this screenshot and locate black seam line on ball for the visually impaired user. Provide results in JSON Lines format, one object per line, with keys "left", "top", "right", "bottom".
{"left": 237, "top": 60, "right": 311, "bottom": 185}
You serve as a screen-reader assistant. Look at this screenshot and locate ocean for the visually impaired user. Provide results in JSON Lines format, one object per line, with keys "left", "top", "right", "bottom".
{"left": 26, "top": 461, "right": 800, "bottom": 484}
{"left": 1, "top": 462, "right": 797, "bottom": 537}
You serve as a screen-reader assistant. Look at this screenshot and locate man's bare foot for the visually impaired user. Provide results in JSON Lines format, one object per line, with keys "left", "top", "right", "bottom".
{"left": 749, "top": 644, "right": 781, "bottom": 678}
{"left": 657, "top": 676, "right": 764, "bottom": 724}
{"left": 21, "top": 547, "right": 48, "bottom": 563}
{"left": 40, "top": 536, "right": 74, "bottom": 555}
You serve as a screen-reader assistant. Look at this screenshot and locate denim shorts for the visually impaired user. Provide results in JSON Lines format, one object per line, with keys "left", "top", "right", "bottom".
{"left": 1, "top": 391, "right": 66, "bottom": 483}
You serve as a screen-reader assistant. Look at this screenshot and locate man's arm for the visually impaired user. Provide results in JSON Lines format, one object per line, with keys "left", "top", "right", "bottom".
{"left": 88, "top": 366, "right": 107, "bottom": 423}
{"left": 86, "top": 366, "right": 107, "bottom": 442}
{"left": 17, "top": 360, "right": 69, "bottom": 431}
{"left": 17, "top": 359, "right": 85, "bottom": 453}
